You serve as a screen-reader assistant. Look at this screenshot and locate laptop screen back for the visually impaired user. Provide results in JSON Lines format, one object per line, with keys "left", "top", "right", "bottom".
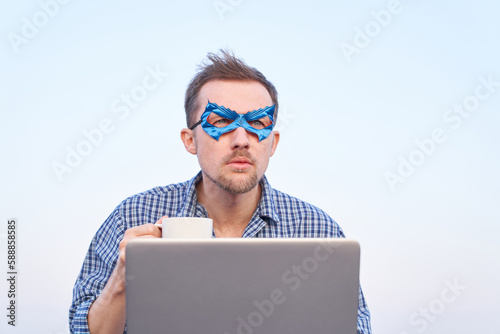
{"left": 126, "top": 238, "right": 360, "bottom": 334}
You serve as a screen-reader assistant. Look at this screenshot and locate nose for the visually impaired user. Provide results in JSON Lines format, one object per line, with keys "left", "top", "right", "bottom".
{"left": 230, "top": 127, "right": 250, "bottom": 150}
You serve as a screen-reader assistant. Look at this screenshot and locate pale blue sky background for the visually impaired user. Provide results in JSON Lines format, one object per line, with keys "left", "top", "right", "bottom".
{"left": 1, "top": 0, "right": 499, "bottom": 333}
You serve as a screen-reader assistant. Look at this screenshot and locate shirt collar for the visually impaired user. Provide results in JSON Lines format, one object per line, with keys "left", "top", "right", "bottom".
{"left": 176, "top": 171, "right": 281, "bottom": 225}
{"left": 175, "top": 172, "right": 204, "bottom": 217}
{"left": 257, "top": 175, "right": 281, "bottom": 224}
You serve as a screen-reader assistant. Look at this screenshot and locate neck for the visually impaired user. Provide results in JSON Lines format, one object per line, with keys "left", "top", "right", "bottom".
{"left": 196, "top": 174, "right": 261, "bottom": 238}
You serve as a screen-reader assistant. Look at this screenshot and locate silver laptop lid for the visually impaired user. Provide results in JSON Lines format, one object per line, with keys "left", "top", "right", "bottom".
{"left": 126, "top": 238, "right": 360, "bottom": 334}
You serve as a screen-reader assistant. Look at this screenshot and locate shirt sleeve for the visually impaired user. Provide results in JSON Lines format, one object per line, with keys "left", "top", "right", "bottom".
{"left": 69, "top": 208, "right": 126, "bottom": 333}
{"left": 330, "top": 219, "right": 372, "bottom": 333}
{"left": 356, "top": 285, "right": 372, "bottom": 334}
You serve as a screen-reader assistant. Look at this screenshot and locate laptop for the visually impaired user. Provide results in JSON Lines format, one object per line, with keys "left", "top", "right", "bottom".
{"left": 126, "top": 238, "right": 360, "bottom": 334}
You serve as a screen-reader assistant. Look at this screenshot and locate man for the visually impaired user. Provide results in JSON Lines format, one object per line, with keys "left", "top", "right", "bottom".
{"left": 69, "top": 50, "right": 372, "bottom": 333}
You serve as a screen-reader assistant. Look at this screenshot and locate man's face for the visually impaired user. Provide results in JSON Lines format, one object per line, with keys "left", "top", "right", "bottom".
{"left": 184, "top": 80, "right": 280, "bottom": 194}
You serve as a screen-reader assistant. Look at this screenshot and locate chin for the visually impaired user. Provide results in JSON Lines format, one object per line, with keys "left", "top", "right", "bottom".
{"left": 217, "top": 172, "right": 259, "bottom": 194}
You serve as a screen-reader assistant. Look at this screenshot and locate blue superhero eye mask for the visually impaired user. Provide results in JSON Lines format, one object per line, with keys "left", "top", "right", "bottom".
{"left": 190, "top": 100, "right": 275, "bottom": 141}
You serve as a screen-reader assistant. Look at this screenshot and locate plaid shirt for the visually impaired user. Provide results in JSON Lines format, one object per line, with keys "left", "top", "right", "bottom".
{"left": 69, "top": 172, "right": 372, "bottom": 333}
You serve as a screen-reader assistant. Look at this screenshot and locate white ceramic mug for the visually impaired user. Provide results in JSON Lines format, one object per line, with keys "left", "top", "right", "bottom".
{"left": 162, "top": 217, "right": 213, "bottom": 239}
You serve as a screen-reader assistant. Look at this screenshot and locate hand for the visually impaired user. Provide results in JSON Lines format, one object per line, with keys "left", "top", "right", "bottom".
{"left": 87, "top": 216, "right": 166, "bottom": 334}
{"left": 115, "top": 216, "right": 166, "bottom": 286}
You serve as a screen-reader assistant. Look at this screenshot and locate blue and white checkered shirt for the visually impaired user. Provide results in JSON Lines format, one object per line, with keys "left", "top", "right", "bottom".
{"left": 69, "top": 172, "right": 372, "bottom": 333}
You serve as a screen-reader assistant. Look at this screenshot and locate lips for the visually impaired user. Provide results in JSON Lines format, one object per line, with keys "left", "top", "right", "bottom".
{"left": 229, "top": 157, "right": 251, "bottom": 164}
{"left": 227, "top": 156, "right": 253, "bottom": 169}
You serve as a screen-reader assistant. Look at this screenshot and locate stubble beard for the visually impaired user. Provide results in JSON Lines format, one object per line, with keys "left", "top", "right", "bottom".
{"left": 205, "top": 151, "right": 260, "bottom": 194}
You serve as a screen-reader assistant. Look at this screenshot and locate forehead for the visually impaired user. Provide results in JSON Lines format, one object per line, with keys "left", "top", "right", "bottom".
{"left": 196, "top": 80, "right": 273, "bottom": 118}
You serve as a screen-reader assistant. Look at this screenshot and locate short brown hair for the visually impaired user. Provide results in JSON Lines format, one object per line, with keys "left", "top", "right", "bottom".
{"left": 184, "top": 49, "right": 279, "bottom": 127}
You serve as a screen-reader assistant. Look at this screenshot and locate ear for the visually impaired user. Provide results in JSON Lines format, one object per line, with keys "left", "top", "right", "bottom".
{"left": 180, "top": 128, "right": 197, "bottom": 155}
{"left": 269, "top": 130, "right": 280, "bottom": 157}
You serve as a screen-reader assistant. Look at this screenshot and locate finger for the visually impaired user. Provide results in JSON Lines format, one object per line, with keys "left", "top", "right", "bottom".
{"left": 155, "top": 216, "right": 168, "bottom": 225}
{"left": 120, "top": 225, "right": 161, "bottom": 251}
{"left": 124, "top": 223, "right": 162, "bottom": 239}
{"left": 119, "top": 234, "right": 162, "bottom": 263}
{"left": 119, "top": 224, "right": 162, "bottom": 250}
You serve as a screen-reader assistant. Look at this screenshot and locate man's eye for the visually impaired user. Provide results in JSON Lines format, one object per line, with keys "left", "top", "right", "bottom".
{"left": 249, "top": 120, "right": 264, "bottom": 129}
{"left": 213, "top": 118, "right": 231, "bottom": 127}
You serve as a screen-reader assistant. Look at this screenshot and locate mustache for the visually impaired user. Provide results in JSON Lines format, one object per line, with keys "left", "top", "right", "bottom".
{"left": 222, "top": 150, "right": 255, "bottom": 165}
